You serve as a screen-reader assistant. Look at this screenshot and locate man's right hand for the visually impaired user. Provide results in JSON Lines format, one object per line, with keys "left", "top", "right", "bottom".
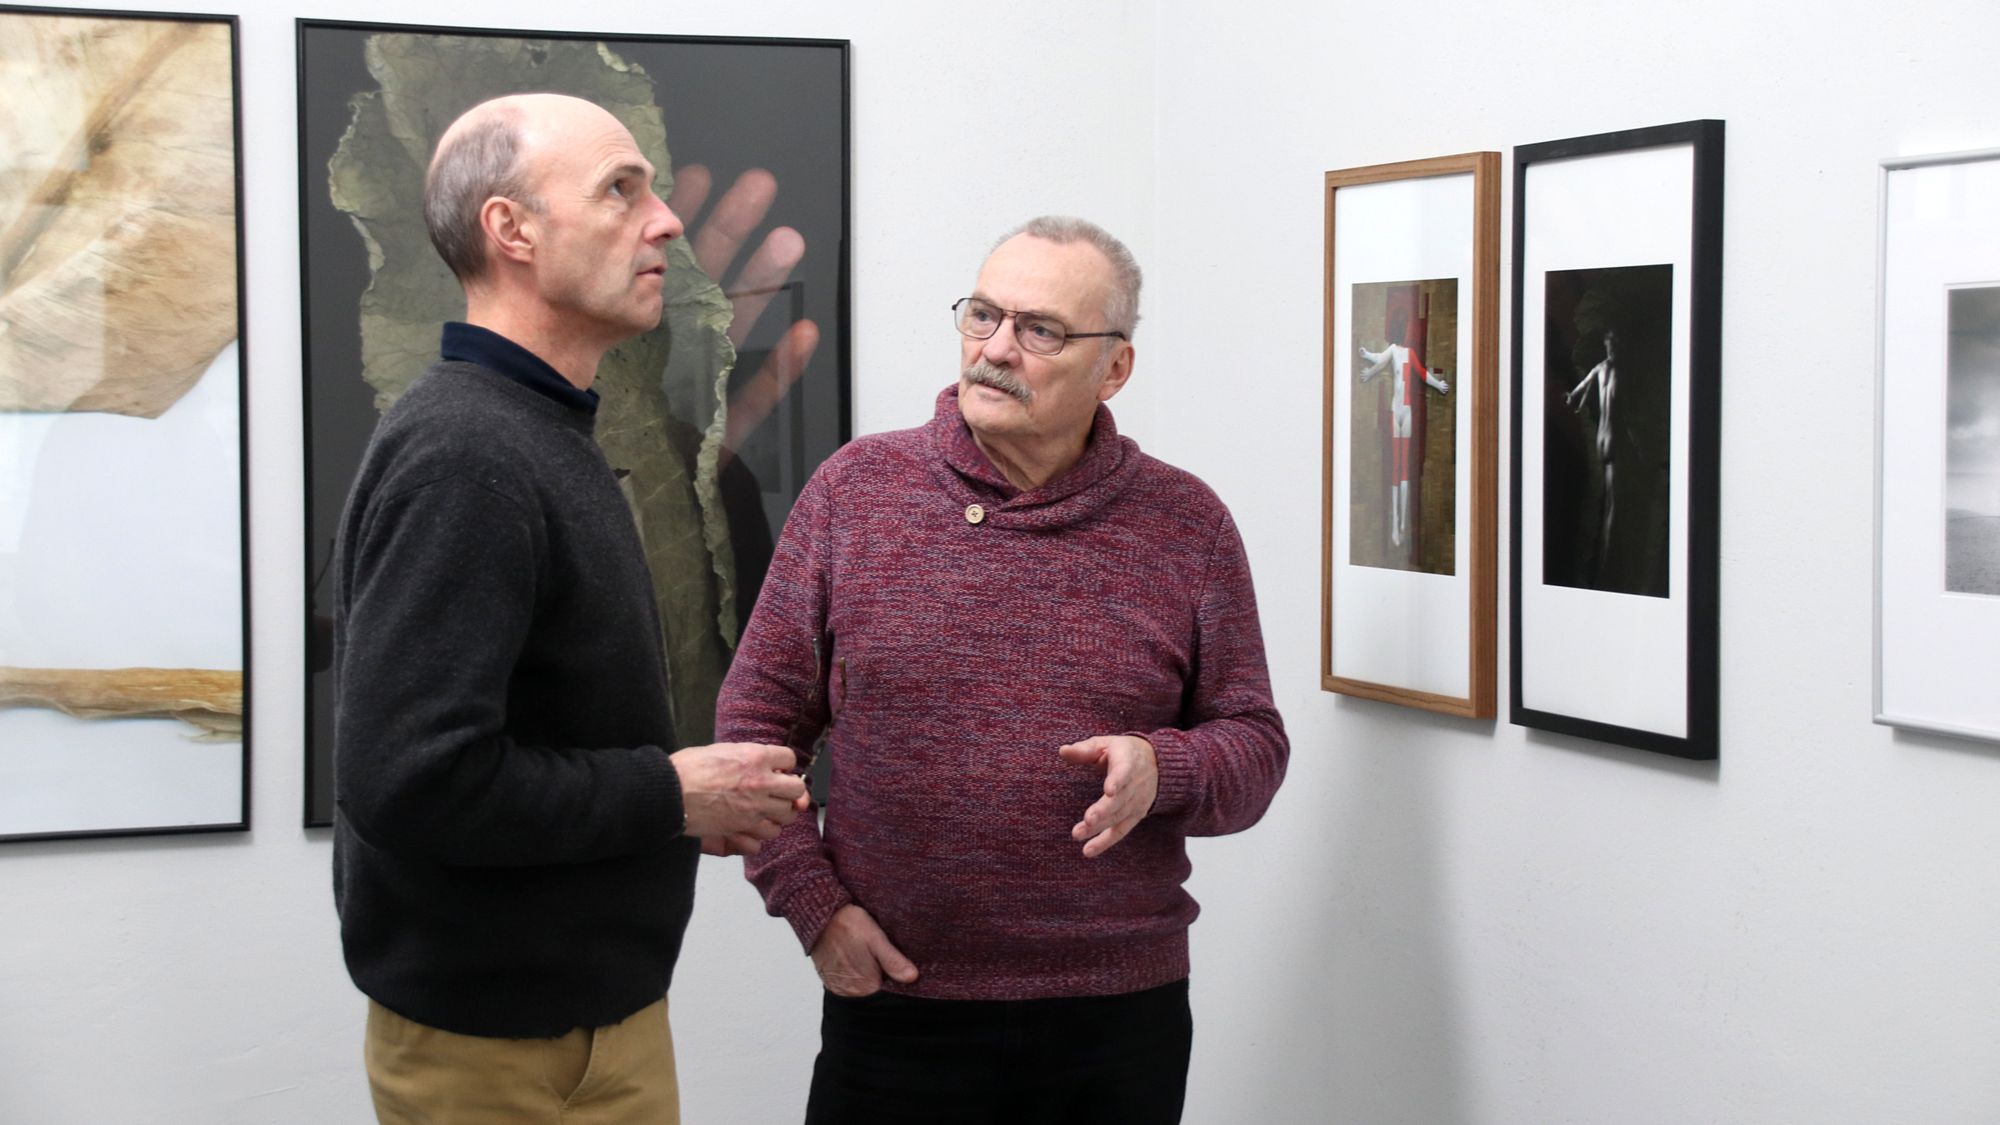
{"left": 670, "top": 742, "right": 806, "bottom": 855}
{"left": 810, "top": 905, "right": 919, "bottom": 997}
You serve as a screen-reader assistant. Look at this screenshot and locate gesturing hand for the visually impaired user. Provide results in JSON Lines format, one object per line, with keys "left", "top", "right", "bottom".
{"left": 1059, "top": 735, "right": 1159, "bottom": 859}
{"left": 670, "top": 742, "right": 806, "bottom": 856}
{"left": 811, "top": 904, "right": 919, "bottom": 997}
{"left": 667, "top": 165, "right": 822, "bottom": 458}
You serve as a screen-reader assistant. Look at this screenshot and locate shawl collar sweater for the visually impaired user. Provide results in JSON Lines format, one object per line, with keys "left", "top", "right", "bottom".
{"left": 721, "top": 387, "right": 1289, "bottom": 1000}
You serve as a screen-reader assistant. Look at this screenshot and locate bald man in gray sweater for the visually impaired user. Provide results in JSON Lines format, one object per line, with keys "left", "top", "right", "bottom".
{"left": 332, "top": 93, "right": 805, "bottom": 1123}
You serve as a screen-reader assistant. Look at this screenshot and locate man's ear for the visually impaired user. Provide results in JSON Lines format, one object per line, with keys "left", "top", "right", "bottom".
{"left": 1096, "top": 341, "right": 1135, "bottom": 402}
{"left": 480, "top": 196, "right": 537, "bottom": 266}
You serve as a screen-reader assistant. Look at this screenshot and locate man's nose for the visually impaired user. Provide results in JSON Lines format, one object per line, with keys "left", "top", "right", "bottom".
{"left": 650, "top": 194, "right": 685, "bottom": 241}
{"left": 980, "top": 315, "right": 1022, "bottom": 363}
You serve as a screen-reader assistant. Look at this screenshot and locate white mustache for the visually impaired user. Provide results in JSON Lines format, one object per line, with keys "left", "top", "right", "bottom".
{"left": 963, "top": 361, "right": 1031, "bottom": 403}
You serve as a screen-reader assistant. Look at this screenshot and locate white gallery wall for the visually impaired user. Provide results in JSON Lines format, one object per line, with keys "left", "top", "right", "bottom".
{"left": 1149, "top": 1, "right": 2000, "bottom": 1123}
{"left": 3, "top": 0, "right": 1998, "bottom": 1121}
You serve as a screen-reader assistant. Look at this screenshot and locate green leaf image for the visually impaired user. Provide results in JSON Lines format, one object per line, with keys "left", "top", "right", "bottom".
{"left": 328, "top": 33, "right": 738, "bottom": 744}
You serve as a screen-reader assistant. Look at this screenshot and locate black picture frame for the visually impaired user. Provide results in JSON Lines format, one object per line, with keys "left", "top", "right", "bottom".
{"left": 1, "top": 4, "right": 250, "bottom": 842}
{"left": 297, "top": 20, "right": 851, "bottom": 826}
{"left": 1509, "top": 119, "right": 1723, "bottom": 760}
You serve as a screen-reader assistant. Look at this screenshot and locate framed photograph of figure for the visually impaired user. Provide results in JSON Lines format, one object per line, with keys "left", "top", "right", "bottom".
{"left": 1322, "top": 152, "right": 1500, "bottom": 718}
{"left": 1876, "top": 147, "right": 2000, "bottom": 743}
{"left": 0, "top": 6, "right": 249, "bottom": 841}
{"left": 1511, "top": 120, "right": 1723, "bottom": 760}
{"left": 297, "top": 20, "right": 850, "bottom": 825}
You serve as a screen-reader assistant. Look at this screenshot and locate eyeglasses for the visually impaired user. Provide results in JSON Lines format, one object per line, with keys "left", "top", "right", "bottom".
{"left": 951, "top": 297, "right": 1127, "bottom": 357}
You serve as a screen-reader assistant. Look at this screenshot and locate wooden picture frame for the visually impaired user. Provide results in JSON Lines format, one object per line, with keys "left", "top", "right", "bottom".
{"left": 297, "top": 20, "right": 851, "bottom": 825}
{"left": 1875, "top": 147, "right": 2000, "bottom": 743}
{"left": 0, "top": 5, "right": 250, "bottom": 841}
{"left": 1510, "top": 120, "right": 1724, "bottom": 760}
{"left": 1322, "top": 152, "right": 1500, "bottom": 718}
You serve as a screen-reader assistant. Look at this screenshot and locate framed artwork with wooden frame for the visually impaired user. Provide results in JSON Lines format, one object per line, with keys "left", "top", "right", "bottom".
{"left": 0, "top": 5, "right": 250, "bottom": 841}
{"left": 1511, "top": 120, "right": 1724, "bottom": 760}
{"left": 1875, "top": 147, "right": 2000, "bottom": 743}
{"left": 1321, "top": 152, "right": 1500, "bottom": 718}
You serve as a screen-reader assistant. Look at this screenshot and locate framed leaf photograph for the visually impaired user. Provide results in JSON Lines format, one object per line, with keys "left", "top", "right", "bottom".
{"left": 1510, "top": 120, "right": 1723, "bottom": 760}
{"left": 1322, "top": 152, "right": 1500, "bottom": 718}
{"left": 297, "top": 20, "right": 850, "bottom": 825}
{"left": 1876, "top": 147, "right": 2000, "bottom": 742}
{"left": 0, "top": 6, "right": 249, "bottom": 841}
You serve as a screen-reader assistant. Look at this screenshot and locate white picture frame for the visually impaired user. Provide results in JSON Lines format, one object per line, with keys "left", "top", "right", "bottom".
{"left": 1875, "top": 147, "right": 2000, "bottom": 743}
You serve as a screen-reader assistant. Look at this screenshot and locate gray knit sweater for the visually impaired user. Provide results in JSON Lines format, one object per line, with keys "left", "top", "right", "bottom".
{"left": 332, "top": 358, "right": 695, "bottom": 1037}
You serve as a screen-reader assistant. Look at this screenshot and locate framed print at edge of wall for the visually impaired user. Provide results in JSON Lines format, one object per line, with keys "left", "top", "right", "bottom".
{"left": 297, "top": 20, "right": 851, "bottom": 825}
{"left": 1876, "top": 147, "right": 2000, "bottom": 743}
{"left": 1322, "top": 152, "right": 1500, "bottom": 719}
{"left": 0, "top": 5, "right": 250, "bottom": 842}
{"left": 1510, "top": 120, "right": 1723, "bottom": 761}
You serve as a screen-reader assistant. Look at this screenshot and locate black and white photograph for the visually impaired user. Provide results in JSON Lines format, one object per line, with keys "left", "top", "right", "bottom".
{"left": 1542, "top": 263, "right": 1674, "bottom": 598}
{"left": 1510, "top": 119, "right": 1722, "bottom": 760}
{"left": 1878, "top": 148, "right": 2000, "bottom": 742}
{"left": 1946, "top": 284, "right": 2000, "bottom": 597}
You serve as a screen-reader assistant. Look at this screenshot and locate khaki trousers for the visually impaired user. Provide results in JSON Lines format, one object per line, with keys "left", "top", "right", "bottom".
{"left": 364, "top": 996, "right": 680, "bottom": 1124}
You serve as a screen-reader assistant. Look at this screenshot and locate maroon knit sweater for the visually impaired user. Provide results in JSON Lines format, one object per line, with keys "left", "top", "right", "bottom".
{"left": 719, "top": 387, "right": 1289, "bottom": 1000}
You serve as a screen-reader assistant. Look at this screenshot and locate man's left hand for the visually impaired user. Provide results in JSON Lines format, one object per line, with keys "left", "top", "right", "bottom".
{"left": 702, "top": 790, "right": 813, "bottom": 857}
{"left": 1058, "top": 735, "right": 1158, "bottom": 859}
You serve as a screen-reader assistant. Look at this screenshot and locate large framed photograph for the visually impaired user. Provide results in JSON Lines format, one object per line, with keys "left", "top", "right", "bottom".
{"left": 1876, "top": 148, "right": 2000, "bottom": 743}
{"left": 1511, "top": 120, "right": 1723, "bottom": 760}
{"left": 1322, "top": 153, "right": 1500, "bottom": 717}
{"left": 0, "top": 6, "right": 249, "bottom": 841}
{"left": 298, "top": 20, "right": 850, "bottom": 825}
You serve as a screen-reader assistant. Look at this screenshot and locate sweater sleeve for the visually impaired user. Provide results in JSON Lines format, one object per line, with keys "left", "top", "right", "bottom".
{"left": 717, "top": 467, "right": 853, "bottom": 952}
{"left": 334, "top": 474, "right": 685, "bottom": 867}
{"left": 1141, "top": 510, "right": 1290, "bottom": 836}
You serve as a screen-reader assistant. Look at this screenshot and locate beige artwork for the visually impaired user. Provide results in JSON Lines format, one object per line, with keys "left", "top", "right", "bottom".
{"left": 0, "top": 16, "right": 238, "bottom": 417}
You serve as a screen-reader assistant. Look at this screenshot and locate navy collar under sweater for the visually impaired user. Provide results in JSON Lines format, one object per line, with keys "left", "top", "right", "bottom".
{"left": 440, "top": 321, "right": 600, "bottom": 415}
{"left": 927, "top": 384, "right": 1136, "bottom": 531}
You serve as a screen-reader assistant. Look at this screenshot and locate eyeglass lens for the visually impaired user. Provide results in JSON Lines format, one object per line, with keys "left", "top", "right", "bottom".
{"left": 955, "top": 298, "right": 1069, "bottom": 355}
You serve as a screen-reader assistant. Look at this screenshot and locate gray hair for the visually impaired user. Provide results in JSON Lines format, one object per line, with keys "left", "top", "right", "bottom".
{"left": 423, "top": 107, "right": 545, "bottom": 283}
{"left": 995, "top": 215, "right": 1142, "bottom": 339}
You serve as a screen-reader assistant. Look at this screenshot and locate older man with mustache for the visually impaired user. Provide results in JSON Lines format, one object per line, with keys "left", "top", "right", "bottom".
{"left": 718, "top": 216, "right": 1291, "bottom": 1123}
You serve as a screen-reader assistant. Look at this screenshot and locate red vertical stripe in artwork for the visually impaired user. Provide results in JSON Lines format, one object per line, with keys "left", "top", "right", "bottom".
{"left": 1408, "top": 288, "right": 1429, "bottom": 562}
{"left": 1383, "top": 285, "right": 1418, "bottom": 557}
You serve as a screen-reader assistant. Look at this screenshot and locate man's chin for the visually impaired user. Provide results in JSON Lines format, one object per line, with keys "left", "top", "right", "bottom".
{"left": 628, "top": 300, "right": 665, "bottom": 334}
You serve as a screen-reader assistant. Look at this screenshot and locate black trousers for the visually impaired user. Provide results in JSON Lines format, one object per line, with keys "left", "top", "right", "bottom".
{"left": 804, "top": 979, "right": 1192, "bottom": 1125}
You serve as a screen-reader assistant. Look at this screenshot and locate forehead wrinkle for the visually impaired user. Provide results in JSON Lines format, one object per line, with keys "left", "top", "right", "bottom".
{"left": 529, "top": 111, "right": 649, "bottom": 193}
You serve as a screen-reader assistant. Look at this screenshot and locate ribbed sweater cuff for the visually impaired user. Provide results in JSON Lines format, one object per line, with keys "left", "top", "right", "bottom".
{"left": 778, "top": 871, "right": 855, "bottom": 955}
{"left": 1143, "top": 728, "right": 1196, "bottom": 820}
